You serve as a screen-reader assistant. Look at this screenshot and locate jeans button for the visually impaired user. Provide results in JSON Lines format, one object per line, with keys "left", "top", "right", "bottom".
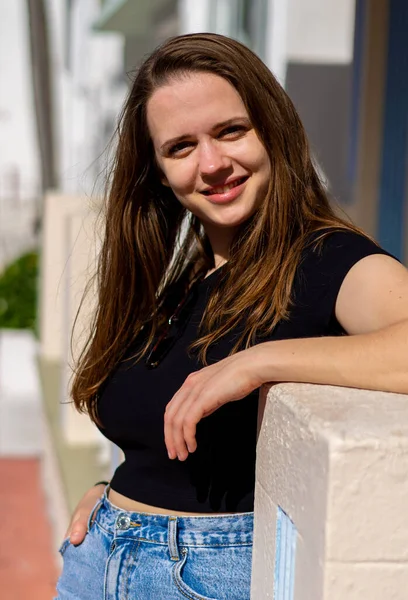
{"left": 116, "top": 514, "right": 131, "bottom": 530}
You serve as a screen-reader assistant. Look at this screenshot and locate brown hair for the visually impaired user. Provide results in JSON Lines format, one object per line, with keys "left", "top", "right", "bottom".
{"left": 71, "top": 32, "right": 364, "bottom": 421}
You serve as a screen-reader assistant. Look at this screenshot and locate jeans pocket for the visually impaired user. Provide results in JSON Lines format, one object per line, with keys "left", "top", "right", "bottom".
{"left": 56, "top": 524, "right": 111, "bottom": 600}
{"left": 58, "top": 538, "right": 71, "bottom": 557}
{"left": 172, "top": 549, "right": 217, "bottom": 600}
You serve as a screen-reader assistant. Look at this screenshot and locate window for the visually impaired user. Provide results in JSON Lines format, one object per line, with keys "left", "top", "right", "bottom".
{"left": 208, "top": 0, "right": 269, "bottom": 59}
{"left": 237, "top": 0, "right": 268, "bottom": 60}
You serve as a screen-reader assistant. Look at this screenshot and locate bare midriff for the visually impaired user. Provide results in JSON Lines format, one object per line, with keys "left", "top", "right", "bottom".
{"left": 108, "top": 488, "right": 232, "bottom": 516}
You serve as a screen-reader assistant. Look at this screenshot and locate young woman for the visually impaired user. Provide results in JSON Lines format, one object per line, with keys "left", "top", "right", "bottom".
{"left": 55, "top": 33, "right": 408, "bottom": 599}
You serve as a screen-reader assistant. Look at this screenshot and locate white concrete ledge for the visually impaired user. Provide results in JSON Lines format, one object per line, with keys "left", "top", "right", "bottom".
{"left": 252, "top": 383, "right": 408, "bottom": 600}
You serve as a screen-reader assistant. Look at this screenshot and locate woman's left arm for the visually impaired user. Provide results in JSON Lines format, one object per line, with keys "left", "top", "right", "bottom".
{"left": 256, "top": 254, "right": 408, "bottom": 393}
{"left": 165, "top": 254, "right": 408, "bottom": 460}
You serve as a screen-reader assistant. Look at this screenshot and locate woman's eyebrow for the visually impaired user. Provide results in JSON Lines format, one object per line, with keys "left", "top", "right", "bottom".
{"left": 160, "top": 116, "right": 251, "bottom": 153}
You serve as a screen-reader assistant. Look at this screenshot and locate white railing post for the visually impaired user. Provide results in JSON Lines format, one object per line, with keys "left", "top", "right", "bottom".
{"left": 252, "top": 382, "right": 408, "bottom": 599}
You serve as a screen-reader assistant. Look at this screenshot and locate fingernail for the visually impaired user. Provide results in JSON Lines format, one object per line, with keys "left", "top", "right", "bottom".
{"left": 71, "top": 531, "right": 80, "bottom": 540}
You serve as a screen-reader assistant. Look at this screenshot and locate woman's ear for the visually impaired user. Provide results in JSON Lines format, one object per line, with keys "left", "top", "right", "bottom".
{"left": 160, "top": 174, "right": 171, "bottom": 188}
{"left": 155, "top": 161, "right": 170, "bottom": 188}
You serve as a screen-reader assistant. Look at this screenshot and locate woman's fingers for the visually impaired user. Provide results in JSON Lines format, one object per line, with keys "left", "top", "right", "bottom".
{"left": 164, "top": 350, "right": 261, "bottom": 460}
{"left": 164, "top": 395, "right": 191, "bottom": 460}
{"left": 164, "top": 373, "right": 200, "bottom": 459}
{"left": 183, "top": 413, "right": 198, "bottom": 454}
{"left": 165, "top": 371, "right": 223, "bottom": 460}
{"left": 69, "top": 515, "right": 88, "bottom": 545}
{"left": 63, "top": 484, "right": 106, "bottom": 546}
{"left": 165, "top": 394, "right": 201, "bottom": 461}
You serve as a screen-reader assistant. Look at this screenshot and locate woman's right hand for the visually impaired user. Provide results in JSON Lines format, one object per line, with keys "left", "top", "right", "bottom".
{"left": 64, "top": 483, "right": 106, "bottom": 546}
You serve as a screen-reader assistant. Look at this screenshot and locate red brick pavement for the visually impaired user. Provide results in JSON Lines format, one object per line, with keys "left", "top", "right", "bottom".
{"left": 0, "top": 459, "right": 58, "bottom": 600}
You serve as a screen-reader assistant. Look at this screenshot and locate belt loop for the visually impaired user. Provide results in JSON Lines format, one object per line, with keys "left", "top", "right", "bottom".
{"left": 87, "top": 495, "right": 103, "bottom": 533}
{"left": 168, "top": 516, "right": 180, "bottom": 561}
{"left": 103, "top": 482, "right": 110, "bottom": 500}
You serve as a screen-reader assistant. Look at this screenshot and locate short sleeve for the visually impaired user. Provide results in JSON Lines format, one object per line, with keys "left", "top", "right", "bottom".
{"left": 291, "top": 229, "right": 397, "bottom": 335}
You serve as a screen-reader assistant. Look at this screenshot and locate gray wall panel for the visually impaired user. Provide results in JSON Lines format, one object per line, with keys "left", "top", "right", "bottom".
{"left": 286, "top": 63, "right": 353, "bottom": 206}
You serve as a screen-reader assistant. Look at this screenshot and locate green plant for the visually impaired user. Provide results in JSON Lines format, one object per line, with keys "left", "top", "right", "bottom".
{"left": 0, "top": 251, "right": 38, "bottom": 330}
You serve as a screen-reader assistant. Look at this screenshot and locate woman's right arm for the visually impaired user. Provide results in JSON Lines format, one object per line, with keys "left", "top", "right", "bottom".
{"left": 64, "top": 483, "right": 107, "bottom": 545}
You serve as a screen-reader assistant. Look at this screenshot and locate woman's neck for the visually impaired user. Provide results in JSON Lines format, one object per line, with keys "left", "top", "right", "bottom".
{"left": 205, "top": 257, "right": 228, "bottom": 279}
{"left": 203, "top": 224, "right": 233, "bottom": 268}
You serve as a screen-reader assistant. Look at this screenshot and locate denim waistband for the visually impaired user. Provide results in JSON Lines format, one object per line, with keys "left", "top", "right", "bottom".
{"left": 92, "top": 487, "right": 254, "bottom": 547}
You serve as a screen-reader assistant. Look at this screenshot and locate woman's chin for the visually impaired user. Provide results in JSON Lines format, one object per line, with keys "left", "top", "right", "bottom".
{"left": 201, "top": 207, "right": 256, "bottom": 230}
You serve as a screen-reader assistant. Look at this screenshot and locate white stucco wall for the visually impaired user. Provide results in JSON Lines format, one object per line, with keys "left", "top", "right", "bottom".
{"left": 252, "top": 383, "right": 408, "bottom": 599}
{"left": 286, "top": 0, "right": 356, "bottom": 63}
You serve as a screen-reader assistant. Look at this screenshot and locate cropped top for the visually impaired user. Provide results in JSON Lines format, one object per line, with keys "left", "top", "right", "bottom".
{"left": 97, "top": 230, "right": 392, "bottom": 513}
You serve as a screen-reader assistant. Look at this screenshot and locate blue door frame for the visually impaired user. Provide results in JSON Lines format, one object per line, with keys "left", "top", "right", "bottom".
{"left": 377, "top": 0, "right": 408, "bottom": 259}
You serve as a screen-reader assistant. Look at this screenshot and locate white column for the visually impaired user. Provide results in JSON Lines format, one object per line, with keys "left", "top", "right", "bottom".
{"left": 39, "top": 192, "right": 106, "bottom": 443}
{"left": 264, "top": 0, "right": 290, "bottom": 86}
{"left": 39, "top": 192, "right": 85, "bottom": 363}
{"left": 178, "top": 0, "right": 212, "bottom": 34}
{"left": 59, "top": 205, "right": 101, "bottom": 445}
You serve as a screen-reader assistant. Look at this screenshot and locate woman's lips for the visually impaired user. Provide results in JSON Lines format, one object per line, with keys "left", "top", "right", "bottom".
{"left": 201, "top": 176, "right": 249, "bottom": 204}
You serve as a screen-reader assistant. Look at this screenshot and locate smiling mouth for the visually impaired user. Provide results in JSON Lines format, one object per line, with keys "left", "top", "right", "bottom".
{"left": 201, "top": 176, "right": 248, "bottom": 196}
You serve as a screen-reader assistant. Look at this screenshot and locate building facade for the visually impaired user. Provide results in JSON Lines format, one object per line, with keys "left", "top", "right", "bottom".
{"left": 0, "top": 0, "right": 41, "bottom": 271}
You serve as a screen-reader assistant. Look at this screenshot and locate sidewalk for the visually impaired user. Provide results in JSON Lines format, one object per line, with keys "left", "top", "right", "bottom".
{"left": 0, "top": 459, "right": 58, "bottom": 599}
{"left": 0, "top": 330, "right": 59, "bottom": 599}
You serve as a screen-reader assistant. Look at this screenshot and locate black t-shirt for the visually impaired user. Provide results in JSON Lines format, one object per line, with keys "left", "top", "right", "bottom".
{"left": 97, "top": 230, "right": 393, "bottom": 513}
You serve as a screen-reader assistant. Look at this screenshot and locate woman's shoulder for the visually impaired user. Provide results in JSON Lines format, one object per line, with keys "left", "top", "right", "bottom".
{"left": 286, "top": 227, "right": 396, "bottom": 330}
{"left": 300, "top": 227, "right": 395, "bottom": 278}
{"left": 292, "top": 227, "right": 396, "bottom": 310}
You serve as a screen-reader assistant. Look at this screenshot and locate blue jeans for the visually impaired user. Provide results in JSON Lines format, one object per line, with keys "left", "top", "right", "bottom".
{"left": 55, "top": 488, "right": 253, "bottom": 599}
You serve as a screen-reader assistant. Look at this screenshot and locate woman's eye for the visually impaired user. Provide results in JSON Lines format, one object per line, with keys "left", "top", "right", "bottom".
{"left": 220, "top": 125, "right": 247, "bottom": 138}
{"left": 168, "top": 142, "right": 194, "bottom": 156}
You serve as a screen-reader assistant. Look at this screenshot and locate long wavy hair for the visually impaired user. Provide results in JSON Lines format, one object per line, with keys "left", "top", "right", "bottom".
{"left": 72, "top": 33, "right": 364, "bottom": 421}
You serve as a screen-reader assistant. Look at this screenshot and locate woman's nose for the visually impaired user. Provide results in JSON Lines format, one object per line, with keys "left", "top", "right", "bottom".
{"left": 198, "top": 142, "right": 232, "bottom": 177}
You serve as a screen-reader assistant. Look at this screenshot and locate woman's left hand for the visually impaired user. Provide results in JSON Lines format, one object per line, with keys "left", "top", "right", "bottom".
{"left": 164, "top": 347, "right": 265, "bottom": 461}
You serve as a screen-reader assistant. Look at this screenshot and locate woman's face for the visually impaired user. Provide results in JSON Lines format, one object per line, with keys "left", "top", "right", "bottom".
{"left": 147, "top": 72, "right": 271, "bottom": 245}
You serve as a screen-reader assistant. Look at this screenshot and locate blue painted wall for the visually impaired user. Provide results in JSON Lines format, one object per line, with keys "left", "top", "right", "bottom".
{"left": 377, "top": 0, "right": 408, "bottom": 259}
{"left": 348, "top": 0, "right": 365, "bottom": 189}
{"left": 274, "top": 507, "right": 297, "bottom": 600}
